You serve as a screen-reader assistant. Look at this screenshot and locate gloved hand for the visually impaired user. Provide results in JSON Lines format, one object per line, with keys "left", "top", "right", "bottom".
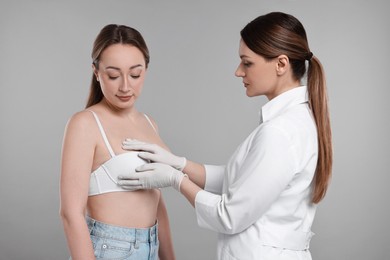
{"left": 122, "top": 139, "right": 187, "bottom": 171}
{"left": 117, "top": 163, "right": 186, "bottom": 191}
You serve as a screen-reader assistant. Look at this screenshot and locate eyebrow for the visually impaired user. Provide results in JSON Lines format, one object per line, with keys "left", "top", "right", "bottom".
{"left": 240, "top": 55, "right": 250, "bottom": 59}
{"left": 105, "top": 64, "right": 143, "bottom": 71}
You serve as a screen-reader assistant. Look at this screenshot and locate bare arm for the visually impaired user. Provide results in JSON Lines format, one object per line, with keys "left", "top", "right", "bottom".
{"left": 179, "top": 176, "right": 203, "bottom": 207}
{"left": 182, "top": 160, "right": 206, "bottom": 189}
{"left": 157, "top": 194, "right": 176, "bottom": 260}
{"left": 60, "top": 112, "right": 96, "bottom": 260}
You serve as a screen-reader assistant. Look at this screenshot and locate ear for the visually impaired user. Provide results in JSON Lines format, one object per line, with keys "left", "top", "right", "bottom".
{"left": 92, "top": 64, "right": 99, "bottom": 81}
{"left": 276, "top": 55, "right": 290, "bottom": 76}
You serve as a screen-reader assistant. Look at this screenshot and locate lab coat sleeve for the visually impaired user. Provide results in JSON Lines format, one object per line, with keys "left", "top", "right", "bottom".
{"left": 195, "top": 125, "right": 298, "bottom": 234}
{"left": 204, "top": 164, "right": 225, "bottom": 194}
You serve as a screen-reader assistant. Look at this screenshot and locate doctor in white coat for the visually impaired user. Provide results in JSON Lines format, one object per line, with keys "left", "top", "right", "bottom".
{"left": 118, "top": 12, "right": 333, "bottom": 260}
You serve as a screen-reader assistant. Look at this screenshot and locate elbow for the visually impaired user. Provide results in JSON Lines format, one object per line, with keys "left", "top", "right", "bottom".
{"left": 214, "top": 197, "right": 250, "bottom": 235}
{"left": 217, "top": 211, "right": 249, "bottom": 235}
{"left": 220, "top": 223, "right": 247, "bottom": 235}
{"left": 59, "top": 206, "right": 84, "bottom": 227}
{"left": 197, "top": 192, "right": 250, "bottom": 235}
{"left": 59, "top": 203, "right": 70, "bottom": 220}
{"left": 59, "top": 207, "right": 71, "bottom": 225}
{"left": 59, "top": 205, "right": 66, "bottom": 220}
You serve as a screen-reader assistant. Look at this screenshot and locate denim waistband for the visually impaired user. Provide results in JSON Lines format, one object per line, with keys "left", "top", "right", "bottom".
{"left": 86, "top": 216, "right": 158, "bottom": 244}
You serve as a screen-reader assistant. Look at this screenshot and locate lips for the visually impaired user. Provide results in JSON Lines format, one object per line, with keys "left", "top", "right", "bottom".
{"left": 117, "top": 95, "right": 133, "bottom": 101}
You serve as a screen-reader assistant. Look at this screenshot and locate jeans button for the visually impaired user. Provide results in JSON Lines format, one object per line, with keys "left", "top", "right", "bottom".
{"left": 102, "top": 244, "right": 107, "bottom": 249}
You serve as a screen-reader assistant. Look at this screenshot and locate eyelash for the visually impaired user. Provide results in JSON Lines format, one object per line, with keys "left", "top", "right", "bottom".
{"left": 243, "top": 62, "right": 252, "bottom": 67}
{"left": 108, "top": 75, "right": 141, "bottom": 80}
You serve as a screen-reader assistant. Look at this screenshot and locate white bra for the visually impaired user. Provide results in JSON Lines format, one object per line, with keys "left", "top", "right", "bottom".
{"left": 88, "top": 110, "right": 156, "bottom": 196}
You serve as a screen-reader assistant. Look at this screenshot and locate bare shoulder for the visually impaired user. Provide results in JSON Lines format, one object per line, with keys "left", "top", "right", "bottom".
{"left": 64, "top": 110, "right": 97, "bottom": 137}
{"left": 67, "top": 109, "right": 94, "bottom": 126}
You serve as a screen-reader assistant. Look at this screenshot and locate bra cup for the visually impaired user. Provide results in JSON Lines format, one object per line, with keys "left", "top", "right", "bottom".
{"left": 104, "top": 152, "right": 147, "bottom": 181}
{"left": 89, "top": 152, "right": 147, "bottom": 196}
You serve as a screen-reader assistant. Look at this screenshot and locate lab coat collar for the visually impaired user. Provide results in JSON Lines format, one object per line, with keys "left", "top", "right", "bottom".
{"left": 260, "top": 86, "right": 308, "bottom": 124}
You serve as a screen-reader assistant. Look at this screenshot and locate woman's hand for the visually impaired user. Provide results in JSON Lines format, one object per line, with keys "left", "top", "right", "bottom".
{"left": 118, "top": 163, "right": 186, "bottom": 191}
{"left": 122, "top": 139, "right": 187, "bottom": 170}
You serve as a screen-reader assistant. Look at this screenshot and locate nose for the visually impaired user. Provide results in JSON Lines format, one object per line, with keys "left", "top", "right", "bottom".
{"left": 119, "top": 76, "right": 131, "bottom": 92}
{"left": 235, "top": 64, "right": 245, "bottom": 78}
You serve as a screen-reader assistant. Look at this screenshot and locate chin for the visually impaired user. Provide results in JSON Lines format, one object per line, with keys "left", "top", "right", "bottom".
{"left": 246, "top": 90, "right": 256, "bottom": 97}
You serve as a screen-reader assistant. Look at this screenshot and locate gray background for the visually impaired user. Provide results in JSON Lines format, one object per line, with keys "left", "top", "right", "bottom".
{"left": 0, "top": 0, "right": 389, "bottom": 259}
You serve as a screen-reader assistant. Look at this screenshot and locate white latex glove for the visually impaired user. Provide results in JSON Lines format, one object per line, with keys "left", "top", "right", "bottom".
{"left": 117, "top": 163, "right": 186, "bottom": 191}
{"left": 122, "top": 139, "right": 187, "bottom": 171}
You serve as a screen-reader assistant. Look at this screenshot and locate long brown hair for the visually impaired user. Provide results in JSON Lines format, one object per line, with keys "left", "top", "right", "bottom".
{"left": 86, "top": 24, "right": 150, "bottom": 108}
{"left": 241, "top": 12, "right": 332, "bottom": 203}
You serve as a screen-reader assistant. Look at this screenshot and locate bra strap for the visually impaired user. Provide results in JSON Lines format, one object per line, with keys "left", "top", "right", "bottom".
{"left": 87, "top": 110, "right": 116, "bottom": 158}
{"left": 143, "top": 114, "right": 158, "bottom": 133}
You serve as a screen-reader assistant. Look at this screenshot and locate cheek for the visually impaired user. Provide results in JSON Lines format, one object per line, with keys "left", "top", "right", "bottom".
{"left": 133, "top": 78, "right": 145, "bottom": 93}
{"left": 100, "top": 80, "right": 117, "bottom": 92}
{"left": 134, "top": 85, "right": 143, "bottom": 94}
{"left": 253, "top": 67, "right": 275, "bottom": 85}
{"left": 246, "top": 73, "right": 272, "bottom": 95}
{"left": 247, "top": 72, "right": 263, "bottom": 88}
{"left": 131, "top": 80, "right": 144, "bottom": 96}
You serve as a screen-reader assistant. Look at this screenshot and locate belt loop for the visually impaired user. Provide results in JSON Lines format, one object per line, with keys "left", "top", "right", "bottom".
{"left": 86, "top": 216, "right": 96, "bottom": 234}
{"left": 149, "top": 226, "right": 153, "bottom": 244}
{"left": 134, "top": 229, "right": 140, "bottom": 249}
{"left": 155, "top": 224, "right": 158, "bottom": 245}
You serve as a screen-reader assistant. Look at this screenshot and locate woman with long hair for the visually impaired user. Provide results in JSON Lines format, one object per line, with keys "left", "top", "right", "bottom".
{"left": 60, "top": 24, "right": 175, "bottom": 260}
{"left": 119, "top": 12, "right": 332, "bottom": 259}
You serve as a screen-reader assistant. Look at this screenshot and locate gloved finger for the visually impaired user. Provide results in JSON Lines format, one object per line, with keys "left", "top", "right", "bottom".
{"left": 118, "top": 174, "right": 139, "bottom": 180}
{"left": 121, "top": 185, "right": 143, "bottom": 191}
{"left": 117, "top": 179, "right": 141, "bottom": 186}
{"left": 135, "top": 163, "right": 160, "bottom": 172}
{"left": 122, "top": 142, "right": 158, "bottom": 153}
{"left": 137, "top": 152, "right": 158, "bottom": 161}
{"left": 124, "top": 138, "right": 145, "bottom": 143}
{"left": 123, "top": 139, "right": 155, "bottom": 147}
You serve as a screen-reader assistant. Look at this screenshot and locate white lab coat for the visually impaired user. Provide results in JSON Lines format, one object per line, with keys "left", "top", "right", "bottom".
{"left": 195, "top": 86, "right": 317, "bottom": 260}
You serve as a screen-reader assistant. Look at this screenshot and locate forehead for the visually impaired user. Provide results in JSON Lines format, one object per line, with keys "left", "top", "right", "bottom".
{"left": 238, "top": 39, "right": 255, "bottom": 57}
{"left": 99, "top": 44, "right": 145, "bottom": 66}
{"left": 238, "top": 39, "right": 270, "bottom": 64}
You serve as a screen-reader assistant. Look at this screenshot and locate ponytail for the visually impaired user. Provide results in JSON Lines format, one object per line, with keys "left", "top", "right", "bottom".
{"left": 307, "top": 56, "right": 333, "bottom": 203}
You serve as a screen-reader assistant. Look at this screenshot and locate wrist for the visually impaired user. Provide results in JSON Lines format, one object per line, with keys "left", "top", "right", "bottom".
{"left": 172, "top": 169, "right": 188, "bottom": 191}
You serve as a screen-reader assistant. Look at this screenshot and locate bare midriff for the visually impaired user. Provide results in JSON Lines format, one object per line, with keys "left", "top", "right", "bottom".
{"left": 87, "top": 189, "right": 160, "bottom": 228}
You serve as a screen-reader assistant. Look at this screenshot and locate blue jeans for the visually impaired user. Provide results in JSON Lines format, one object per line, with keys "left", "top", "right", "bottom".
{"left": 86, "top": 216, "right": 159, "bottom": 260}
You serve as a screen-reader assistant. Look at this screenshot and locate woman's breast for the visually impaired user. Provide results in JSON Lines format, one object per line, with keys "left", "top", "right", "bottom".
{"left": 87, "top": 189, "right": 160, "bottom": 228}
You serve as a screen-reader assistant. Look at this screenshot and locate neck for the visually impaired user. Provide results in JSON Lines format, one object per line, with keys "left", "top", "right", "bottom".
{"left": 267, "top": 78, "right": 301, "bottom": 100}
{"left": 101, "top": 98, "right": 138, "bottom": 118}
